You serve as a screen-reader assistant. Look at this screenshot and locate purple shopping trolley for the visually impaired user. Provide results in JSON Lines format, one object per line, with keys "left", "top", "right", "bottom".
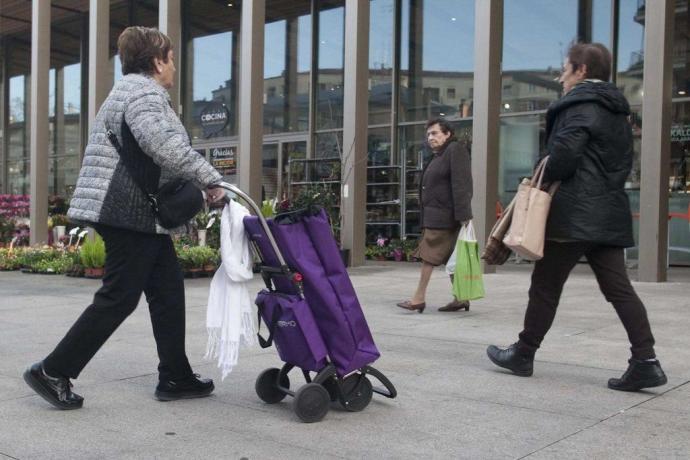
{"left": 217, "top": 183, "right": 396, "bottom": 423}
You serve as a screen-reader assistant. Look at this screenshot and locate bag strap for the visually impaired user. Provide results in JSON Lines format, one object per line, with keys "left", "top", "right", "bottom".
{"left": 256, "top": 304, "right": 282, "bottom": 349}
{"left": 532, "top": 156, "right": 561, "bottom": 196}
{"left": 105, "top": 124, "right": 159, "bottom": 212}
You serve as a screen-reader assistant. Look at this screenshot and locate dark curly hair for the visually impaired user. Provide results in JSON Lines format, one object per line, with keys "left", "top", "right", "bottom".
{"left": 117, "top": 26, "right": 172, "bottom": 76}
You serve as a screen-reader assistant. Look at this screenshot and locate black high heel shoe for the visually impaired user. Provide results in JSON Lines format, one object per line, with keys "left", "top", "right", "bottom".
{"left": 396, "top": 300, "right": 426, "bottom": 313}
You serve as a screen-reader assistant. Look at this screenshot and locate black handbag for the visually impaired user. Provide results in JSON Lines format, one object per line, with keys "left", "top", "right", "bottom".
{"left": 106, "top": 121, "right": 204, "bottom": 229}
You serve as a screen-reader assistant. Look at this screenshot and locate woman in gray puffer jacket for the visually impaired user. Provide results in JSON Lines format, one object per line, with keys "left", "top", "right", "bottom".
{"left": 23, "top": 27, "right": 223, "bottom": 410}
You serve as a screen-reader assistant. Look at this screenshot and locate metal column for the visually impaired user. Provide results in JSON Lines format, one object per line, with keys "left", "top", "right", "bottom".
{"left": 238, "top": 0, "right": 265, "bottom": 203}
{"left": 471, "top": 0, "right": 503, "bottom": 273}
{"left": 29, "top": 0, "right": 51, "bottom": 245}
{"left": 159, "top": 0, "right": 182, "bottom": 114}
{"left": 638, "top": 0, "right": 674, "bottom": 282}
{"left": 341, "top": 0, "right": 370, "bottom": 266}
{"left": 88, "top": 0, "right": 110, "bottom": 135}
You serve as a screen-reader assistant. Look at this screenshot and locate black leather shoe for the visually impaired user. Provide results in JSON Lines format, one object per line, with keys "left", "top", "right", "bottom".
{"left": 486, "top": 343, "right": 534, "bottom": 377}
{"left": 23, "top": 362, "right": 83, "bottom": 410}
{"left": 608, "top": 358, "right": 668, "bottom": 392}
{"left": 155, "top": 374, "right": 214, "bottom": 401}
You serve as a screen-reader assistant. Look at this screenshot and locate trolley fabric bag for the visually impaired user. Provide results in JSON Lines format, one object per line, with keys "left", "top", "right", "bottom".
{"left": 452, "top": 221, "right": 485, "bottom": 301}
{"left": 269, "top": 209, "right": 380, "bottom": 376}
{"left": 255, "top": 290, "right": 328, "bottom": 372}
{"left": 502, "top": 157, "right": 559, "bottom": 261}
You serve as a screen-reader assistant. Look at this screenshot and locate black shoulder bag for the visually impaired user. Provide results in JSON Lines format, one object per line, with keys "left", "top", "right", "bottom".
{"left": 106, "top": 120, "right": 204, "bottom": 229}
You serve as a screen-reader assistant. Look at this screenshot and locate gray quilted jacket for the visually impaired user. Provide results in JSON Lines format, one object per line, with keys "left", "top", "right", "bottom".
{"left": 68, "top": 73, "right": 222, "bottom": 234}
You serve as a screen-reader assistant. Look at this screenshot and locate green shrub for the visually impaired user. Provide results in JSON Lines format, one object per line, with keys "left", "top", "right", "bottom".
{"left": 27, "top": 254, "right": 74, "bottom": 274}
{"left": 80, "top": 233, "right": 106, "bottom": 268}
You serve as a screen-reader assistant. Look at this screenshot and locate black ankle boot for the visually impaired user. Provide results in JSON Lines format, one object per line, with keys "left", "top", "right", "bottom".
{"left": 486, "top": 343, "right": 534, "bottom": 377}
{"left": 608, "top": 358, "right": 667, "bottom": 392}
{"left": 155, "top": 374, "right": 214, "bottom": 401}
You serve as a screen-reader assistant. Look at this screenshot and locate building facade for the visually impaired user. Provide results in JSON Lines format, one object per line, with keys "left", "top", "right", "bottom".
{"left": 0, "top": 0, "right": 687, "bottom": 280}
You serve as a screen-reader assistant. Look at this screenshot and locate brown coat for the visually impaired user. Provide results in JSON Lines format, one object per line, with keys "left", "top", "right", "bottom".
{"left": 419, "top": 140, "right": 473, "bottom": 229}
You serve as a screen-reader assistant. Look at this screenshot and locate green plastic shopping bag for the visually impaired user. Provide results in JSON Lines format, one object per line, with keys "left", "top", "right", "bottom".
{"left": 452, "top": 221, "right": 485, "bottom": 301}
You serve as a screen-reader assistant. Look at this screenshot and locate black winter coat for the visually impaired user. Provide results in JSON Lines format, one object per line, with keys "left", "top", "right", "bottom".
{"left": 542, "top": 81, "right": 635, "bottom": 247}
{"left": 420, "top": 139, "right": 473, "bottom": 229}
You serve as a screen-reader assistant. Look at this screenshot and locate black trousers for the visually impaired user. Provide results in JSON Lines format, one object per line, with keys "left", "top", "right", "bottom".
{"left": 518, "top": 241, "right": 656, "bottom": 360}
{"left": 43, "top": 225, "right": 193, "bottom": 382}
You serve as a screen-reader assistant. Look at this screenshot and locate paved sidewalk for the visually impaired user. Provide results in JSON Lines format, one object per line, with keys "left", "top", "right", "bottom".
{"left": 1, "top": 262, "right": 689, "bottom": 459}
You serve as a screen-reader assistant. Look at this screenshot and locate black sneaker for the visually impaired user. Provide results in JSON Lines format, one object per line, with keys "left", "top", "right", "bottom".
{"left": 608, "top": 358, "right": 668, "bottom": 392}
{"left": 486, "top": 343, "right": 534, "bottom": 377}
{"left": 155, "top": 374, "right": 214, "bottom": 401}
{"left": 23, "top": 362, "right": 84, "bottom": 410}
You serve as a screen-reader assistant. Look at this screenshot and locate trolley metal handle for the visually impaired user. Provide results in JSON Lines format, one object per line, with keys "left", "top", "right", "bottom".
{"left": 213, "top": 181, "right": 288, "bottom": 268}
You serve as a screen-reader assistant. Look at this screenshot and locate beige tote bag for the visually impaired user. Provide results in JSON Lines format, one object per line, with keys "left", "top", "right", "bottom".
{"left": 502, "top": 157, "right": 559, "bottom": 261}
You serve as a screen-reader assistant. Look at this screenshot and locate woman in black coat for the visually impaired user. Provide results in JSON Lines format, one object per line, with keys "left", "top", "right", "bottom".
{"left": 397, "top": 118, "right": 473, "bottom": 313}
{"left": 487, "top": 43, "right": 667, "bottom": 392}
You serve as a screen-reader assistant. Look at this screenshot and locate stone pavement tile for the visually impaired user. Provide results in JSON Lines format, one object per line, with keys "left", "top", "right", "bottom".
{"left": 525, "top": 403, "right": 690, "bottom": 459}
{"left": 5, "top": 378, "right": 591, "bottom": 460}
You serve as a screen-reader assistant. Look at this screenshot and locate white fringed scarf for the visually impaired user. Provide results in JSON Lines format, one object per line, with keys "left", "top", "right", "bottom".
{"left": 205, "top": 200, "right": 256, "bottom": 379}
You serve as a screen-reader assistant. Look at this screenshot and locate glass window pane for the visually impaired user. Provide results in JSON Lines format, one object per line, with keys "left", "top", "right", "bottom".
{"left": 616, "top": 0, "right": 644, "bottom": 106}
{"left": 264, "top": 1, "right": 312, "bottom": 134}
{"left": 316, "top": 1, "right": 345, "bottom": 130}
{"left": 400, "top": 0, "right": 475, "bottom": 122}
{"left": 110, "top": 0, "right": 159, "bottom": 83}
{"left": 668, "top": 102, "right": 690, "bottom": 264}
{"left": 673, "top": 0, "right": 690, "bottom": 96}
{"left": 369, "top": 0, "right": 394, "bottom": 125}
{"left": 184, "top": 1, "right": 241, "bottom": 141}
{"left": 368, "top": 127, "right": 392, "bottom": 166}
{"left": 8, "top": 75, "right": 28, "bottom": 160}
{"left": 498, "top": 115, "right": 545, "bottom": 203}
{"left": 314, "top": 131, "right": 343, "bottom": 159}
{"left": 7, "top": 160, "right": 29, "bottom": 195}
{"left": 592, "top": 0, "right": 612, "bottom": 49}
{"left": 49, "top": 156, "right": 80, "bottom": 197}
{"left": 502, "top": 0, "right": 578, "bottom": 113}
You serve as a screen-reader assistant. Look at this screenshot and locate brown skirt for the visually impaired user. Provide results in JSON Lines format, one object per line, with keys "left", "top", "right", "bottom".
{"left": 413, "top": 228, "right": 460, "bottom": 266}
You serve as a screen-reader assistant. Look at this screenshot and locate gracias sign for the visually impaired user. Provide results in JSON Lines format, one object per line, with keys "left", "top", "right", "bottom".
{"left": 199, "top": 101, "right": 229, "bottom": 138}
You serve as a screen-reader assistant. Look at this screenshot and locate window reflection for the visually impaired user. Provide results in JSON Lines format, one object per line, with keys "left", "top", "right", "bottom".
{"left": 316, "top": 0, "right": 345, "bottom": 130}
{"left": 369, "top": 0, "right": 394, "bottom": 125}
{"left": 399, "top": 0, "right": 475, "bottom": 122}
{"left": 183, "top": 0, "right": 241, "bottom": 141}
{"left": 263, "top": 0, "right": 311, "bottom": 134}
{"left": 110, "top": 0, "right": 159, "bottom": 83}
{"left": 592, "top": 0, "right": 613, "bottom": 49}
{"left": 6, "top": 35, "right": 30, "bottom": 194}
{"left": 617, "top": 0, "right": 644, "bottom": 106}
{"left": 498, "top": 115, "right": 544, "bottom": 203}
{"left": 502, "top": 0, "right": 577, "bottom": 113}
{"left": 48, "top": 10, "right": 85, "bottom": 198}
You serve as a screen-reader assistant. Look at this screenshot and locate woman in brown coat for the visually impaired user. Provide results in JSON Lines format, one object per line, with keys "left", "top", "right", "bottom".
{"left": 397, "top": 118, "right": 473, "bottom": 313}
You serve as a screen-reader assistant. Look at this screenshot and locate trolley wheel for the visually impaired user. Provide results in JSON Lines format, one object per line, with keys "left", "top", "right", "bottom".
{"left": 255, "top": 368, "right": 290, "bottom": 404}
{"left": 293, "top": 383, "right": 330, "bottom": 423}
{"left": 341, "top": 374, "right": 373, "bottom": 412}
{"left": 321, "top": 377, "right": 340, "bottom": 402}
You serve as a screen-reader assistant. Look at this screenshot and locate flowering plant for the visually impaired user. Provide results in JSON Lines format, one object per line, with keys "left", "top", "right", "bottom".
{"left": 0, "top": 195, "right": 30, "bottom": 219}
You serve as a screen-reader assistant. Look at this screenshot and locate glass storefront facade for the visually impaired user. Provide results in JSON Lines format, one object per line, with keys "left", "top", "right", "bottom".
{"left": 0, "top": 0, "right": 688, "bottom": 267}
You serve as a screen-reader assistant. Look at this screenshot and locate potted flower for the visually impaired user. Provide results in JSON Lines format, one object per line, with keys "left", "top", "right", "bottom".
{"left": 389, "top": 238, "right": 404, "bottom": 262}
{"left": 194, "top": 210, "right": 218, "bottom": 247}
{"left": 402, "top": 237, "right": 419, "bottom": 262}
{"left": 50, "top": 214, "right": 70, "bottom": 242}
{"left": 80, "top": 233, "right": 106, "bottom": 278}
